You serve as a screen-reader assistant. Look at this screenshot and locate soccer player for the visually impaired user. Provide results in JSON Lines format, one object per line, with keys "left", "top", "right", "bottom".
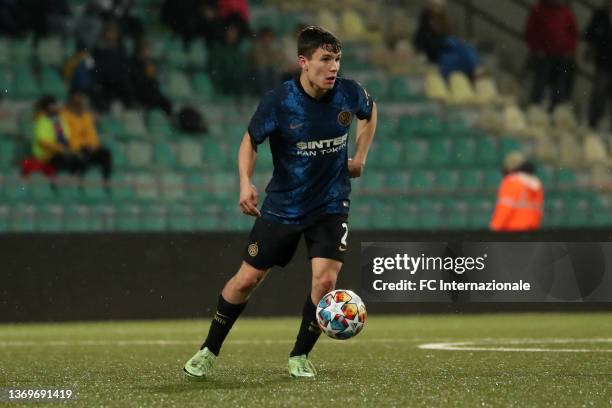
{"left": 183, "top": 26, "right": 377, "bottom": 379}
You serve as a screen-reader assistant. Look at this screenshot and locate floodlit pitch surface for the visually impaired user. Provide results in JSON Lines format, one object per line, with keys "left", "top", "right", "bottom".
{"left": 1, "top": 314, "right": 610, "bottom": 407}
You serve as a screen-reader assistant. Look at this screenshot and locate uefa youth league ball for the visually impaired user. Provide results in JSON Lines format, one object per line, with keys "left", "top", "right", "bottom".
{"left": 316, "top": 289, "right": 367, "bottom": 340}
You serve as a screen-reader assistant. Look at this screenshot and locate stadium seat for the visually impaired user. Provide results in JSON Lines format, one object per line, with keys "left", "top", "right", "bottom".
{"left": 193, "top": 203, "right": 222, "bottom": 230}
{"left": 148, "top": 111, "right": 173, "bottom": 138}
{"left": 558, "top": 132, "right": 583, "bottom": 167}
{"left": 526, "top": 105, "right": 551, "bottom": 130}
{"left": 386, "top": 171, "right": 410, "bottom": 193}
{"left": 564, "top": 196, "right": 589, "bottom": 227}
{"left": 453, "top": 137, "right": 476, "bottom": 167}
{"left": 403, "top": 139, "right": 429, "bottom": 167}
{"left": 583, "top": 132, "right": 610, "bottom": 165}
{"left": 474, "top": 76, "right": 500, "bottom": 105}
{"left": 192, "top": 73, "right": 215, "bottom": 100}
{"left": 177, "top": 139, "right": 203, "bottom": 169}
{"left": 168, "top": 204, "right": 194, "bottom": 231}
{"left": 534, "top": 133, "right": 557, "bottom": 162}
{"left": 14, "top": 69, "right": 39, "bottom": 100}
{"left": 552, "top": 104, "right": 578, "bottom": 131}
{"left": 474, "top": 136, "right": 499, "bottom": 166}
{"left": 202, "top": 139, "right": 229, "bottom": 170}
{"left": 188, "top": 40, "right": 207, "bottom": 68}
{"left": 589, "top": 195, "right": 612, "bottom": 226}
{"left": 29, "top": 173, "right": 55, "bottom": 202}
{"left": 37, "top": 204, "right": 64, "bottom": 232}
{"left": 378, "top": 141, "right": 402, "bottom": 169}
{"left": 82, "top": 172, "right": 107, "bottom": 203}
{"left": 499, "top": 137, "right": 522, "bottom": 159}
{"left": 443, "top": 198, "right": 469, "bottom": 229}
{"left": 0, "top": 38, "right": 10, "bottom": 66}
{"left": 153, "top": 140, "right": 176, "bottom": 169}
{"left": 4, "top": 174, "right": 30, "bottom": 202}
{"left": 0, "top": 139, "right": 16, "bottom": 169}
{"left": 11, "top": 38, "right": 32, "bottom": 65}
{"left": 0, "top": 204, "right": 9, "bottom": 232}
{"left": 109, "top": 173, "right": 135, "bottom": 202}
{"left": 9, "top": 203, "right": 36, "bottom": 232}
{"left": 536, "top": 165, "right": 554, "bottom": 189}
{"left": 370, "top": 199, "right": 395, "bottom": 229}
{"left": 159, "top": 172, "right": 185, "bottom": 201}
{"left": 424, "top": 69, "right": 448, "bottom": 101}
{"left": 388, "top": 76, "right": 415, "bottom": 102}
{"left": 418, "top": 198, "right": 444, "bottom": 229}
{"left": 126, "top": 140, "right": 154, "bottom": 169}
{"left": 36, "top": 36, "right": 64, "bottom": 67}
{"left": 41, "top": 68, "right": 66, "bottom": 98}
{"left": 468, "top": 197, "right": 493, "bottom": 229}
{"left": 317, "top": 10, "right": 339, "bottom": 33}
{"left": 122, "top": 111, "right": 148, "bottom": 139}
{"left": 63, "top": 204, "right": 92, "bottom": 232}
{"left": 99, "top": 117, "right": 124, "bottom": 139}
{"left": 167, "top": 38, "right": 190, "bottom": 69}
{"left": 502, "top": 105, "right": 528, "bottom": 137}
{"left": 429, "top": 138, "right": 453, "bottom": 167}
{"left": 211, "top": 172, "right": 238, "bottom": 201}
{"left": 363, "top": 78, "right": 388, "bottom": 101}
{"left": 115, "top": 204, "right": 141, "bottom": 231}
{"left": 556, "top": 168, "right": 578, "bottom": 189}
{"left": 55, "top": 174, "right": 82, "bottom": 202}
{"left": 460, "top": 169, "right": 484, "bottom": 191}
{"left": 483, "top": 169, "right": 502, "bottom": 191}
{"left": 350, "top": 201, "right": 373, "bottom": 229}
{"left": 447, "top": 72, "right": 475, "bottom": 105}
{"left": 435, "top": 169, "right": 459, "bottom": 191}
{"left": 362, "top": 170, "right": 386, "bottom": 195}
{"left": 409, "top": 169, "right": 435, "bottom": 192}
{"left": 166, "top": 70, "right": 193, "bottom": 101}
{"left": 543, "top": 196, "right": 565, "bottom": 228}
{"left": 134, "top": 173, "right": 159, "bottom": 201}
{"left": 393, "top": 199, "right": 419, "bottom": 229}
{"left": 141, "top": 204, "right": 167, "bottom": 231}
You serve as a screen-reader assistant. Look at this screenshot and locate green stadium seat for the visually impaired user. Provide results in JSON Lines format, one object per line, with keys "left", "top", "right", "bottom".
{"left": 500, "top": 137, "right": 523, "bottom": 158}
{"left": 168, "top": 204, "right": 194, "bottom": 231}
{"left": 41, "top": 68, "right": 66, "bottom": 97}
{"left": 350, "top": 201, "right": 372, "bottom": 229}
{"left": 37, "top": 204, "right": 64, "bottom": 232}
{"left": 122, "top": 111, "right": 148, "bottom": 139}
{"left": 166, "top": 70, "right": 193, "bottom": 101}
{"left": 375, "top": 120, "right": 397, "bottom": 140}
{"left": 364, "top": 78, "right": 388, "bottom": 101}
{"left": 435, "top": 169, "right": 459, "bottom": 191}
{"left": 36, "top": 37, "right": 64, "bottom": 66}
{"left": 89, "top": 204, "right": 115, "bottom": 231}
{"left": 394, "top": 199, "right": 419, "bottom": 229}
{"left": 211, "top": 172, "right": 237, "bottom": 201}
{"left": 188, "top": 40, "right": 207, "bottom": 68}
{"left": 453, "top": 137, "right": 476, "bottom": 167}
{"left": 159, "top": 172, "right": 185, "bottom": 201}
{"left": 468, "top": 197, "right": 494, "bottom": 229}
{"left": 556, "top": 168, "right": 577, "bottom": 189}
{"left": 63, "top": 204, "right": 92, "bottom": 232}
{"left": 0, "top": 139, "right": 16, "bottom": 168}
{"left": 460, "top": 169, "right": 484, "bottom": 191}
{"left": 141, "top": 205, "right": 167, "bottom": 231}
{"left": 429, "top": 138, "right": 453, "bottom": 167}
{"left": 360, "top": 170, "right": 386, "bottom": 195}
{"left": 115, "top": 204, "right": 141, "bottom": 231}
{"left": 474, "top": 136, "right": 499, "bottom": 166}
{"left": 370, "top": 199, "right": 395, "bottom": 229}
{"left": 0, "top": 39, "right": 10, "bottom": 66}
{"left": 4, "top": 174, "right": 30, "bottom": 202}
{"left": 409, "top": 169, "right": 435, "bottom": 192}
{"left": 379, "top": 141, "right": 403, "bottom": 169}
{"left": 543, "top": 196, "right": 564, "bottom": 228}
{"left": 193, "top": 73, "right": 215, "bottom": 100}
{"left": 404, "top": 139, "right": 429, "bottom": 167}
{"left": 536, "top": 165, "right": 554, "bottom": 190}
{"left": 178, "top": 140, "right": 203, "bottom": 169}
{"left": 185, "top": 172, "right": 211, "bottom": 203}
{"left": 11, "top": 38, "right": 32, "bottom": 65}
{"left": 589, "top": 195, "right": 611, "bottom": 227}
{"left": 418, "top": 199, "right": 444, "bottom": 229}
{"left": 126, "top": 141, "right": 154, "bottom": 169}
{"left": 153, "top": 140, "right": 176, "bottom": 168}
{"left": 29, "top": 173, "right": 55, "bottom": 202}
{"left": 415, "top": 116, "right": 444, "bottom": 138}
{"left": 148, "top": 111, "right": 173, "bottom": 137}
{"left": 167, "top": 39, "right": 190, "bottom": 69}
{"left": 483, "top": 169, "right": 502, "bottom": 191}
{"left": 110, "top": 173, "right": 135, "bottom": 202}
{"left": 386, "top": 171, "right": 410, "bottom": 193}
{"left": 14, "top": 69, "right": 39, "bottom": 100}
{"left": 9, "top": 203, "right": 36, "bottom": 232}
{"left": 388, "top": 77, "right": 414, "bottom": 102}
{"left": 202, "top": 139, "right": 228, "bottom": 170}
{"left": 0, "top": 68, "right": 14, "bottom": 99}
{"left": 194, "top": 204, "right": 222, "bottom": 230}
{"left": 82, "top": 172, "right": 107, "bottom": 203}
{"left": 443, "top": 198, "right": 469, "bottom": 229}
{"left": 99, "top": 117, "right": 124, "bottom": 139}
{"left": 134, "top": 173, "right": 159, "bottom": 201}
{"left": 563, "top": 196, "right": 589, "bottom": 227}
{"left": 105, "top": 139, "right": 127, "bottom": 169}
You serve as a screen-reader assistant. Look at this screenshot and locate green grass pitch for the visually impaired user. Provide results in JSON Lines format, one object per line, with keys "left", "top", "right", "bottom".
{"left": 1, "top": 313, "right": 610, "bottom": 407}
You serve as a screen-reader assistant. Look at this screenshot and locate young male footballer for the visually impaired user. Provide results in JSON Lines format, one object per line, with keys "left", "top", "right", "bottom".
{"left": 184, "top": 26, "right": 377, "bottom": 378}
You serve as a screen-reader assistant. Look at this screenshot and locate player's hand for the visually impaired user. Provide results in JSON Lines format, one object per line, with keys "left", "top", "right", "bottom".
{"left": 348, "top": 158, "right": 365, "bottom": 178}
{"left": 239, "top": 183, "right": 261, "bottom": 217}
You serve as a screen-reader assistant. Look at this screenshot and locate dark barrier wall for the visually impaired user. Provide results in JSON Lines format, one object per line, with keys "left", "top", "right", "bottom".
{"left": 2, "top": 230, "right": 612, "bottom": 323}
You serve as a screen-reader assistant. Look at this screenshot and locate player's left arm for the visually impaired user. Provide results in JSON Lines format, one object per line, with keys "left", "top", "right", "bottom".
{"left": 349, "top": 102, "right": 377, "bottom": 178}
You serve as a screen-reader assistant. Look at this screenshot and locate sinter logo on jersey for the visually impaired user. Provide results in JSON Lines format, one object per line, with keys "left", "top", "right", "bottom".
{"left": 296, "top": 134, "right": 348, "bottom": 157}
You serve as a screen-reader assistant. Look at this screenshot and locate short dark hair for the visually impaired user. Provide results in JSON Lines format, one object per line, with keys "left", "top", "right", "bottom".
{"left": 297, "top": 26, "right": 341, "bottom": 59}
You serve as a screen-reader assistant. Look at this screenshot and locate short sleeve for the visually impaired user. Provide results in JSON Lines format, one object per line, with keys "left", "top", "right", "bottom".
{"left": 247, "top": 91, "right": 279, "bottom": 146}
{"left": 348, "top": 79, "right": 374, "bottom": 120}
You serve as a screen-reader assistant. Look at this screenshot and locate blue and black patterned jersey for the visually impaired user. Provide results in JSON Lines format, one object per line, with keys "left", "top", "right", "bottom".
{"left": 248, "top": 77, "right": 374, "bottom": 224}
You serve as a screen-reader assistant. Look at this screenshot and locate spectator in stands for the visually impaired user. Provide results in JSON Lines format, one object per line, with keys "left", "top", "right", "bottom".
{"left": 251, "top": 27, "right": 284, "bottom": 95}
{"left": 61, "top": 89, "right": 113, "bottom": 181}
{"left": 25, "top": 0, "right": 71, "bottom": 41}
{"left": 63, "top": 43, "right": 97, "bottom": 98}
{"left": 413, "top": 0, "right": 449, "bottom": 64}
{"left": 438, "top": 36, "right": 480, "bottom": 79}
{"left": 208, "top": 22, "right": 250, "bottom": 97}
{"left": 161, "top": 0, "right": 223, "bottom": 48}
{"left": 490, "top": 151, "right": 544, "bottom": 232}
{"left": 526, "top": 0, "right": 578, "bottom": 111}
{"left": 130, "top": 40, "right": 173, "bottom": 116}
{"left": 86, "top": 0, "right": 143, "bottom": 44}
{"left": 32, "top": 95, "right": 84, "bottom": 175}
{"left": 217, "top": 0, "right": 250, "bottom": 39}
{"left": 92, "top": 21, "right": 135, "bottom": 112}
{"left": 585, "top": 0, "right": 612, "bottom": 130}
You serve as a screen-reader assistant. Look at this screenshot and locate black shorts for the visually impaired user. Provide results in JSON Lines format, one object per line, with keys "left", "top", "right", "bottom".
{"left": 242, "top": 214, "right": 349, "bottom": 270}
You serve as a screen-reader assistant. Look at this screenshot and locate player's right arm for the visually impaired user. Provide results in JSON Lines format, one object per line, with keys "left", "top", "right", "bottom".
{"left": 238, "top": 132, "right": 261, "bottom": 217}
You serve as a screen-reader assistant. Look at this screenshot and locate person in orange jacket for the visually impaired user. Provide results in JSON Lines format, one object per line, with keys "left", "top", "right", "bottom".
{"left": 490, "top": 151, "right": 544, "bottom": 231}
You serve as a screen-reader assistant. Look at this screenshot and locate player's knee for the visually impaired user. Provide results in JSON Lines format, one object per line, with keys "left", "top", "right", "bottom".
{"left": 314, "top": 276, "right": 336, "bottom": 294}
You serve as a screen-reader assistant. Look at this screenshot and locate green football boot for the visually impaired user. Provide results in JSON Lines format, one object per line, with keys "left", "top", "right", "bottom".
{"left": 183, "top": 347, "right": 216, "bottom": 378}
{"left": 288, "top": 355, "right": 317, "bottom": 378}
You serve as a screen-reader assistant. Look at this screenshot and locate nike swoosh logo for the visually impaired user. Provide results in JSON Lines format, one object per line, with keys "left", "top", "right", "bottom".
{"left": 339, "top": 246, "right": 347, "bottom": 252}
{"left": 290, "top": 123, "right": 304, "bottom": 129}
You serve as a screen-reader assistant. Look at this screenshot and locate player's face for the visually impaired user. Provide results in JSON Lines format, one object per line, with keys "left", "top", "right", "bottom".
{"left": 301, "top": 47, "right": 341, "bottom": 91}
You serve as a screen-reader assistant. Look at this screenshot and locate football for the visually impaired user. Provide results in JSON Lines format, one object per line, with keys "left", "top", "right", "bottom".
{"left": 316, "top": 289, "right": 367, "bottom": 340}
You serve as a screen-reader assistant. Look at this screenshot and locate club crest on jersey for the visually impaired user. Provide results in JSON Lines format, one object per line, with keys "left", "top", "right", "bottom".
{"left": 338, "top": 111, "right": 352, "bottom": 126}
{"left": 248, "top": 242, "right": 259, "bottom": 257}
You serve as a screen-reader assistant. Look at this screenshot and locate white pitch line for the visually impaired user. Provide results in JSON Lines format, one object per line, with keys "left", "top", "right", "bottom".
{"left": 419, "top": 339, "right": 612, "bottom": 353}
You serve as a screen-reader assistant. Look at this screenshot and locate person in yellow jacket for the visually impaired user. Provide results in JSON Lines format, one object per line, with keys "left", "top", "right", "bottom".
{"left": 490, "top": 151, "right": 544, "bottom": 231}
{"left": 33, "top": 95, "right": 85, "bottom": 175}
{"left": 61, "top": 89, "right": 113, "bottom": 180}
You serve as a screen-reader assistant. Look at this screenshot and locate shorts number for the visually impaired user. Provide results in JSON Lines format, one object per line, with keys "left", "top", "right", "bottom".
{"left": 340, "top": 222, "right": 348, "bottom": 247}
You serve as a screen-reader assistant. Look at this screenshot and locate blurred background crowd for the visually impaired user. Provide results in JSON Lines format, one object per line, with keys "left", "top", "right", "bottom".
{"left": 0, "top": 0, "right": 611, "bottom": 232}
